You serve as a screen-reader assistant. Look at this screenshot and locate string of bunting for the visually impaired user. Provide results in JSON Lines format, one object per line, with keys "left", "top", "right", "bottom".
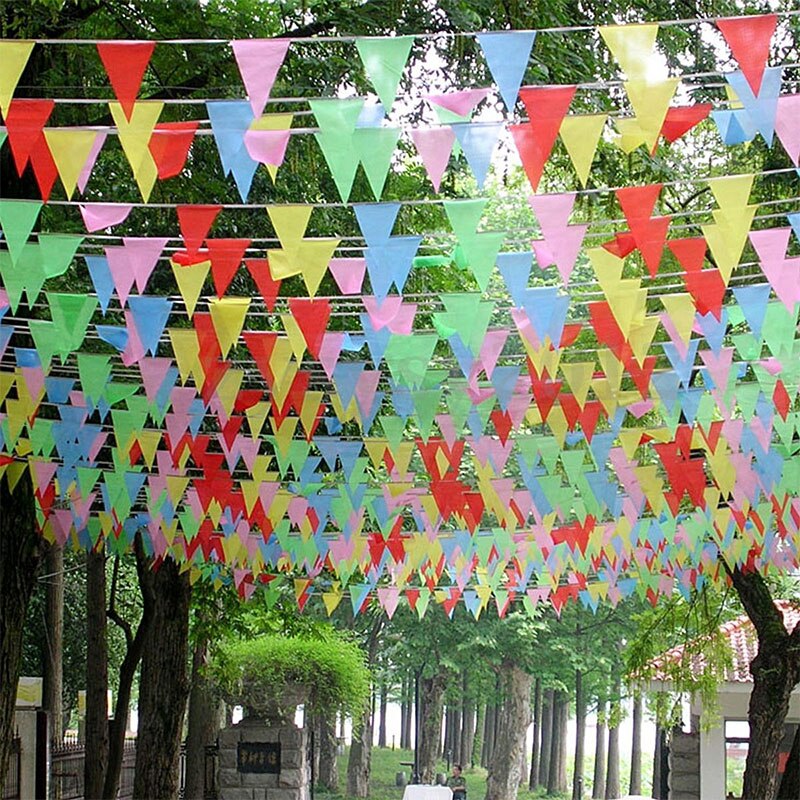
{"left": 2, "top": 14, "right": 800, "bottom": 618}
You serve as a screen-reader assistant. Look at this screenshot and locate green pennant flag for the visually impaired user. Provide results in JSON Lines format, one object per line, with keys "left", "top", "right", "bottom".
{"left": 78, "top": 355, "right": 112, "bottom": 405}
{"left": 48, "top": 293, "right": 98, "bottom": 355}
{"left": 379, "top": 415, "right": 406, "bottom": 451}
{"left": 311, "top": 99, "right": 365, "bottom": 202}
{"left": 354, "top": 127, "right": 401, "bottom": 199}
{"left": 443, "top": 200, "right": 504, "bottom": 291}
{"left": 435, "top": 293, "right": 494, "bottom": 354}
{"left": 0, "top": 248, "right": 32, "bottom": 312}
{"left": 39, "top": 233, "right": 84, "bottom": 278}
{"left": 28, "top": 418, "right": 55, "bottom": 456}
{"left": 384, "top": 333, "right": 438, "bottom": 388}
{"left": 446, "top": 381, "right": 472, "bottom": 432}
{"left": 412, "top": 388, "right": 442, "bottom": 442}
{"left": 0, "top": 199, "right": 42, "bottom": 263}
{"left": 355, "top": 36, "right": 414, "bottom": 110}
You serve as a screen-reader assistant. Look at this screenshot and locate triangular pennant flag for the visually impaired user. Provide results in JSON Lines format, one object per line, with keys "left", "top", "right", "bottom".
{"left": 410, "top": 127, "right": 455, "bottom": 193}
{"left": 451, "top": 122, "right": 503, "bottom": 188}
{"left": 0, "top": 200, "right": 42, "bottom": 264}
{"left": 600, "top": 24, "right": 659, "bottom": 79}
{"left": 477, "top": 31, "right": 536, "bottom": 109}
{"left": 206, "top": 238, "right": 251, "bottom": 297}
{"left": 354, "top": 127, "right": 402, "bottom": 199}
{"left": 231, "top": 39, "right": 291, "bottom": 116}
{"left": 511, "top": 85, "right": 576, "bottom": 192}
{"left": 96, "top": 41, "right": 156, "bottom": 120}
{"left": 209, "top": 297, "right": 251, "bottom": 358}
{"left": 44, "top": 130, "right": 101, "bottom": 199}
{"left": 245, "top": 113, "right": 294, "bottom": 181}
{"left": 0, "top": 41, "right": 34, "bottom": 116}
{"left": 170, "top": 258, "right": 210, "bottom": 318}
{"left": 717, "top": 14, "right": 777, "bottom": 94}
{"left": 109, "top": 101, "right": 164, "bottom": 201}
{"left": 148, "top": 121, "right": 198, "bottom": 180}
{"left": 177, "top": 205, "right": 221, "bottom": 255}
{"left": 559, "top": 114, "right": 606, "bottom": 186}
{"left": 355, "top": 36, "right": 414, "bottom": 110}
{"left": 79, "top": 203, "right": 133, "bottom": 233}
{"left": 4, "top": 99, "right": 54, "bottom": 175}
{"left": 206, "top": 100, "right": 259, "bottom": 201}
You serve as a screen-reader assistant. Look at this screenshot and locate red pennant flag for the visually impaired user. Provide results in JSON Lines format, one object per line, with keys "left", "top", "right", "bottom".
{"left": 245, "top": 258, "right": 281, "bottom": 311}
{"left": 149, "top": 121, "right": 198, "bottom": 179}
{"left": 177, "top": 205, "right": 222, "bottom": 255}
{"left": 717, "top": 14, "right": 777, "bottom": 94}
{"left": 660, "top": 105, "right": 712, "bottom": 143}
{"left": 510, "top": 85, "right": 576, "bottom": 191}
{"left": 4, "top": 99, "right": 54, "bottom": 175}
{"left": 288, "top": 297, "right": 331, "bottom": 359}
{"left": 29, "top": 136, "right": 59, "bottom": 202}
{"left": 668, "top": 238, "right": 707, "bottom": 272}
{"left": 242, "top": 331, "right": 278, "bottom": 384}
{"left": 96, "top": 41, "right": 156, "bottom": 119}
{"left": 616, "top": 184, "right": 670, "bottom": 278}
{"left": 206, "top": 238, "right": 251, "bottom": 297}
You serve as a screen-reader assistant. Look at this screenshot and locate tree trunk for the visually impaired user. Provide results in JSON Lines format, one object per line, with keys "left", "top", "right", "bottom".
{"left": 443, "top": 706, "right": 453, "bottom": 759}
{"left": 184, "top": 637, "right": 223, "bottom": 800}
{"left": 548, "top": 691, "right": 568, "bottom": 795}
{"left": 726, "top": 564, "right": 800, "bottom": 800}
{"left": 346, "top": 618, "right": 383, "bottom": 797}
{"left": 85, "top": 548, "right": 109, "bottom": 800}
{"left": 0, "top": 470, "right": 47, "bottom": 798}
{"left": 317, "top": 715, "right": 339, "bottom": 792}
{"left": 460, "top": 672, "right": 474, "bottom": 767}
{"left": 347, "top": 710, "right": 372, "bottom": 797}
{"left": 529, "top": 678, "right": 541, "bottom": 790}
{"left": 485, "top": 664, "right": 532, "bottom": 800}
{"left": 593, "top": 697, "right": 607, "bottom": 799}
{"left": 401, "top": 675, "right": 411, "bottom": 750}
{"left": 605, "top": 686, "right": 621, "bottom": 800}
{"left": 43, "top": 544, "right": 64, "bottom": 746}
{"left": 652, "top": 724, "right": 662, "bottom": 800}
{"left": 573, "top": 669, "right": 586, "bottom": 800}
{"left": 472, "top": 703, "right": 485, "bottom": 769}
{"left": 418, "top": 672, "right": 446, "bottom": 783}
{"left": 629, "top": 693, "right": 643, "bottom": 796}
{"left": 104, "top": 543, "right": 153, "bottom": 800}
{"left": 482, "top": 699, "right": 496, "bottom": 767}
{"left": 378, "top": 682, "right": 388, "bottom": 748}
{"left": 778, "top": 724, "right": 800, "bottom": 799}
{"left": 133, "top": 557, "right": 192, "bottom": 800}
{"left": 538, "top": 688, "right": 554, "bottom": 788}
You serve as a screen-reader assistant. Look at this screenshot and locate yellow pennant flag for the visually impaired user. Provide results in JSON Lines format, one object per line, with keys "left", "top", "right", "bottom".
{"left": 109, "top": 101, "right": 163, "bottom": 201}
{"left": 660, "top": 293, "right": 695, "bottom": 345}
{"left": 621, "top": 77, "right": 679, "bottom": 152}
{"left": 266, "top": 205, "right": 339, "bottom": 296}
{"left": 600, "top": 24, "right": 660, "bottom": 80}
{"left": 0, "top": 41, "right": 34, "bottom": 116}
{"left": 560, "top": 361, "right": 595, "bottom": 408}
{"left": 208, "top": 297, "right": 250, "bottom": 358}
{"left": 44, "top": 129, "right": 101, "bottom": 199}
{"left": 170, "top": 258, "right": 210, "bottom": 318}
{"left": 559, "top": 114, "right": 607, "bottom": 186}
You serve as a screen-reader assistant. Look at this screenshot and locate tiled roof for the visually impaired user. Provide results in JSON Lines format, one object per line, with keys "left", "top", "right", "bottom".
{"left": 649, "top": 600, "right": 800, "bottom": 684}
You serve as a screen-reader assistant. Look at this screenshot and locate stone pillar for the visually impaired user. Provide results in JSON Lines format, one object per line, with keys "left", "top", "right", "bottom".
{"left": 218, "top": 717, "right": 309, "bottom": 800}
{"left": 668, "top": 730, "right": 700, "bottom": 800}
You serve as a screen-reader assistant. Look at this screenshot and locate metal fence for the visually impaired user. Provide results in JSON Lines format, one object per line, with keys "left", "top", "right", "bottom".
{"left": 50, "top": 739, "right": 215, "bottom": 800}
{"left": 1, "top": 738, "right": 21, "bottom": 800}
{"left": 51, "top": 738, "right": 135, "bottom": 800}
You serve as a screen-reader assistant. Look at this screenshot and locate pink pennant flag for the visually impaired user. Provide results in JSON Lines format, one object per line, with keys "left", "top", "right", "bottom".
{"left": 329, "top": 258, "right": 367, "bottom": 295}
{"left": 231, "top": 39, "right": 291, "bottom": 116}
{"left": 105, "top": 246, "right": 136, "bottom": 306}
{"left": 139, "top": 357, "right": 174, "bottom": 403}
{"left": 776, "top": 95, "right": 800, "bottom": 165}
{"left": 76, "top": 131, "right": 107, "bottom": 193}
{"left": 362, "top": 295, "right": 416, "bottom": 334}
{"left": 318, "top": 331, "right": 345, "bottom": 379}
{"left": 426, "top": 88, "right": 489, "bottom": 117}
{"left": 355, "top": 370, "right": 381, "bottom": 417}
{"left": 528, "top": 193, "right": 587, "bottom": 284}
{"left": 123, "top": 237, "right": 169, "bottom": 293}
{"left": 410, "top": 128, "right": 455, "bottom": 192}
{"left": 79, "top": 202, "right": 133, "bottom": 232}
{"left": 750, "top": 227, "right": 800, "bottom": 311}
{"left": 243, "top": 128, "right": 291, "bottom": 166}
{"left": 121, "top": 308, "right": 146, "bottom": 366}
